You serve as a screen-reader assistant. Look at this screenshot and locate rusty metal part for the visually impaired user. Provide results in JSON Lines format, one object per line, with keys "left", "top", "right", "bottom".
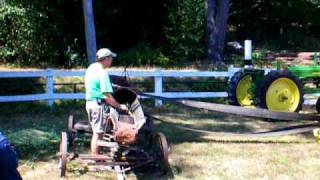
{"left": 123, "top": 159, "right": 154, "bottom": 172}
{"left": 110, "top": 75, "right": 131, "bottom": 88}
{"left": 96, "top": 140, "right": 119, "bottom": 148}
{"left": 59, "top": 132, "right": 68, "bottom": 177}
{"left": 74, "top": 121, "right": 92, "bottom": 132}
{"left": 80, "top": 160, "right": 131, "bottom": 166}
{"left": 68, "top": 114, "right": 75, "bottom": 133}
{"left": 67, "top": 114, "right": 76, "bottom": 146}
{"left": 78, "top": 154, "right": 115, "bottom": 160}
{"left": 59, "top": 88, "right": 171, "bottom": 176}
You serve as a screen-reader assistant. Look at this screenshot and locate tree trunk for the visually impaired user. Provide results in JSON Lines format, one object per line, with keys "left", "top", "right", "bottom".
{"left": 206, "top": 0, "right": 230, "bottom": 65}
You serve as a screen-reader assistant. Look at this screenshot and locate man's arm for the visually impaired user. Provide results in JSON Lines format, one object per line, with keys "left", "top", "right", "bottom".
{"left": 104, "top": 93, "right": 128, "bottom": 113}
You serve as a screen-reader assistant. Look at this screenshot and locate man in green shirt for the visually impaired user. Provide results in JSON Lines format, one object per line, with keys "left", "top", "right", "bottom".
{"left": 85, "top": 48, "right": 128, "bottom": 154}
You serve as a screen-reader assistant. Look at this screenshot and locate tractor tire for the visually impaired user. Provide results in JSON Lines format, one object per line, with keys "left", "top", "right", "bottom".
{"left": 316, "top": 97, "right": 320, "bottom": 113}
{"left": 228, "top": 70, "right": 254, "bottom": 106}
{"left": 256, "top": 70, "right": 304, "bottom": 112}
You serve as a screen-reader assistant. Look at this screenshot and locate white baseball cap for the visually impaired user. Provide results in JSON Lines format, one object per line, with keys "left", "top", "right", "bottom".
{"left": 96, "top": 48, "right": 117, "bottom": 61}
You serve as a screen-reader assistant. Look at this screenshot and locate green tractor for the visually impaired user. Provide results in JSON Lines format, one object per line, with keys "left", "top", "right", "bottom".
{"left": 228, "top": 55, "right": 320, "bottom": 113}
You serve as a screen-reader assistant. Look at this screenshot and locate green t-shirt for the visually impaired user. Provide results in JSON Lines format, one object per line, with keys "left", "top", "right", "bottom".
{"left": 85, "top": 62, "right": 113, "bottom": 100}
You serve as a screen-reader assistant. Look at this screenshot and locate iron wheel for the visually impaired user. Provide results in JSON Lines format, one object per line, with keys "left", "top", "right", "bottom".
{"left": 152, "top": 132, "right": 169, "bottom": 172}
{"left": 59, "top": 132, "right": 68, "bottom": 177}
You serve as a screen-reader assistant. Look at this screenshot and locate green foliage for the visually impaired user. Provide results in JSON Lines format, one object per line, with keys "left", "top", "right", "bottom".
{"left": 0, "top": 0, "right": 85, "bottom": 67}
{"left": 7, "top": 128, "right": 59, "bottom": 158}
{"left": 116, "top": 42, "right": 170, "bottom": 67}
{"left": 229, "top": 0, "right": 320, "bottom": 50}
{"left": 0, "top": 1, "right": 59, "bottom": 66}
{"left": 163, "top": 0, "right": 205, "bottom": 64}
{"left": 2, "top": 0, "right": 320, "bottom": 67}
{"left": 64, "top": 38, "right": 88, "bottom": 68}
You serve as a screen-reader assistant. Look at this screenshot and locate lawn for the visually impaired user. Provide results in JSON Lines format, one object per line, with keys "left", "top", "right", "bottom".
{"left": 1, "top": 101, "right": 320, "bottom": 180}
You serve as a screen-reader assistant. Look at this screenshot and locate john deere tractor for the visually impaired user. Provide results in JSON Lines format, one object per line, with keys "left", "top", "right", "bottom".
{"left": 228, "top": 56, "right": 320, "bottom": 113}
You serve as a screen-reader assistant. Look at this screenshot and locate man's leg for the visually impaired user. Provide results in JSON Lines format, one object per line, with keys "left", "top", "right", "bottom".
{"left": 86, "top": 101, "right": 105, "bottom": 155}
{"left": 91, "top": 132, "right": 103, "bottom": 155}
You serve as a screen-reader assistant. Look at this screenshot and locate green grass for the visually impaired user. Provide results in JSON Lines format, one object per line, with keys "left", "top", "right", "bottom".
{"left": 1, "top": 101, "right": 320, "bottom": 179}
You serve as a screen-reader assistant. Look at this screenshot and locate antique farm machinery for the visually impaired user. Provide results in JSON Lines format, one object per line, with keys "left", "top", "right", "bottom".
{"left": 58, "top": 87, "right": 169, "bottom": 179}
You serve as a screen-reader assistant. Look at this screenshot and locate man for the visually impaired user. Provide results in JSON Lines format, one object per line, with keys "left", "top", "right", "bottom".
{"left": 0, "top": 131, "right": 22, "bottom": 180}
{"left": 85, "top": 48, "right": 128, "bottom": 154}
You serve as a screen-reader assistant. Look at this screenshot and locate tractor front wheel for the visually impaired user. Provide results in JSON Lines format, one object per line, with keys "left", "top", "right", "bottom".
{"left": 228, "top": 70, "right": 254, "bottom": 106}
{"left": 257, "top": 70, "right": 304, "bottom": 112}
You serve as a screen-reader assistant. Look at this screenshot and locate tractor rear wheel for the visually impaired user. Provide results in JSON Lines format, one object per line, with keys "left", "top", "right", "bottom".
{"left": 257, "top": 70, "right": 304, "bottom": 112}
{"left": 228, "top": 70, "right": 254, "bottom": 106}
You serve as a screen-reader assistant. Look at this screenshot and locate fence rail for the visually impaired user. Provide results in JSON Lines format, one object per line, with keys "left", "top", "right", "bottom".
{"left": 0, "top": 67, "right": 318, "bottom": 107}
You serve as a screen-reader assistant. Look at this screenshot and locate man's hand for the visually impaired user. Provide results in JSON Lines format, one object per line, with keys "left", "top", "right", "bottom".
{"left": 119, "top": 104, "right": 128, "bottom": 113}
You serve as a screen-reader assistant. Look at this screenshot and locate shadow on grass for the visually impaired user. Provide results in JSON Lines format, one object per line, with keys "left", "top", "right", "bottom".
{"left": 154, "top": 120, "right": 315, "bottom": 145}
{"left": 148, "top": 102, "right": 317, "bottom": 145}
{"left": 0, "top": 101, "right": 87, "bottom": 160}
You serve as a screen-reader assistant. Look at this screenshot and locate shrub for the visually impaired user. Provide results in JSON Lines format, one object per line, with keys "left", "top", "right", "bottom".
{"left": 163, "top": 0, "right": 205, "bottom": 63}
{"left": 0, "top": 0, "right": 77, "bottom": 67}
{"left": 116, "top": 42, "right": 170, "bottom": 67}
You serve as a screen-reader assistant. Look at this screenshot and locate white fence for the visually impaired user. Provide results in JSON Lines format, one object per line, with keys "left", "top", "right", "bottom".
{"left": 0, "top": 67, "right": 317, "bottom": 108}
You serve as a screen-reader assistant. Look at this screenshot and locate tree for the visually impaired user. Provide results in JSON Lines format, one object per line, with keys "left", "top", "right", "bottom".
{"left": 162, "top": 0, "right": 205, "bottom": 64}
{"left": 206, "top": 0, "right": 230, "bottom": 64}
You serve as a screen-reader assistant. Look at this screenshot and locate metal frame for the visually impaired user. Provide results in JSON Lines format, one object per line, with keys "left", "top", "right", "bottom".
{"left": 59, "top": 114, "right": 169, "bottom": 178}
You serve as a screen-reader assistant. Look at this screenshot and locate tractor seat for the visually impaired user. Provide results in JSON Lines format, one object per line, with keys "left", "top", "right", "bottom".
{"left": 74, "top": 121, "right": 92, "bottom": 132}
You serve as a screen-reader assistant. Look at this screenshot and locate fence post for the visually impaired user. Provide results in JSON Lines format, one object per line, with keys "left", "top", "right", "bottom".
{"left": 228, "top": 65, "right": 238, "bottom": 79}
{"left": 154, "top": 69, "right": 163, "bottom": 107}
{"left": 244, "top": 40, "right": 252, "bottom": 66}
{"left": 46, "top": 68, "right": 54, "bottom": 109}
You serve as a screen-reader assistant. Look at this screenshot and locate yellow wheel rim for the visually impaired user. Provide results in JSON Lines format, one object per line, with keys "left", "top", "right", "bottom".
{"left": 266, "top": 78, "right": 300, "bottom": 112}
{"left": 236, "top": 75, "right": 254, "bottom": 106}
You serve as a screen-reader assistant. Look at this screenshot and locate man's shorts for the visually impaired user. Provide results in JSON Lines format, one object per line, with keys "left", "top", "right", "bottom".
{"left": 86, "top": 100, "right": 119, "bottom": 134}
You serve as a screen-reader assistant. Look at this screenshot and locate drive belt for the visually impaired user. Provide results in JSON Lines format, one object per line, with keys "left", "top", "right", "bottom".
{"left": 138, "top": 92, "right": 320, "bottom": 122}
{"left": 149, "top": 114, "right": 319, "bottom": 138}
{"left": 113, "top": 85, "right": 320, "bottom": 137}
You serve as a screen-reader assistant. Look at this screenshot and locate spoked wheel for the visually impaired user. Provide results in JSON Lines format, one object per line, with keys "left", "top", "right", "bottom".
{"left": 59, "top": 132, "right": 68, "bottom": 177}
{"left": 316, "top": 97, "right": 320, "bottom": 113}
{"left": 152, "top": 132, "right": 169, "bottom": 172}
{"left": 228, "top": 70, "right": 254, "bottom": 106}
{"left": 67, "top": 114, "right": 75, "bottom": 146}
{"left": 257, "top": 70, "right": 304, "bottom": 112}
